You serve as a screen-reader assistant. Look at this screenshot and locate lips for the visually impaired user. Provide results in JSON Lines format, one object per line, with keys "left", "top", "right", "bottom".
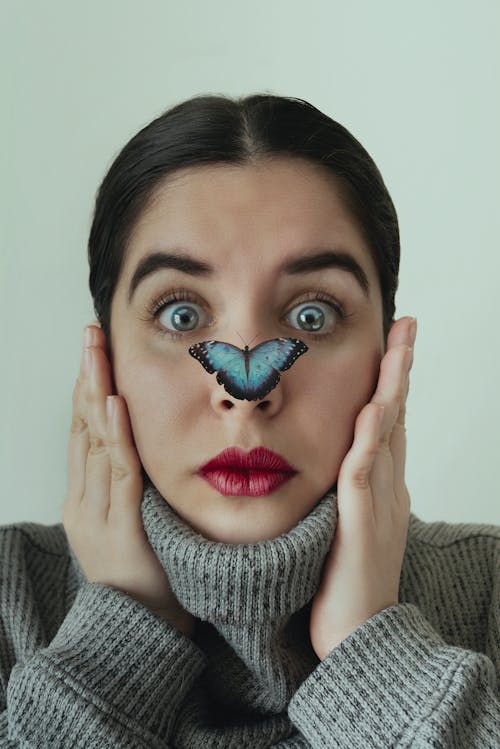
{"left": 200, "top": 446, "right": 296, "bottom": 472}
{"left": 198, "top": 446, "right": 297, "bottom": 497}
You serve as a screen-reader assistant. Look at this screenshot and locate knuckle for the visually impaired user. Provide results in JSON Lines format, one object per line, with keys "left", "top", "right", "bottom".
{"left": 70, "top": 414, "right": 87, "bottom": 435}
{"left": 89, "top": 435, "right": 107, "bottom": 455}
{"left": 110, "top": 462, "right": 131, "bottom": 483}
{"left": 377, "top": 438, "right": 392, "bottom": 455}
{"left": 351, "top": 465, "right": 371, "bottom": 490}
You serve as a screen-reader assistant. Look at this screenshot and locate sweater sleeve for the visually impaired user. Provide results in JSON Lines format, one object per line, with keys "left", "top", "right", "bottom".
{"left": 288, "top": 602, "right": 500, "bottom": 748}
{"left": 3, "top": 582, "right": 206, "bottom": 748}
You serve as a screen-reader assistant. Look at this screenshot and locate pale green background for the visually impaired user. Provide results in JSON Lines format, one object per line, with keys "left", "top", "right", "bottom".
{"left": 1, "top": 1, "right": 499, "bottom": 527}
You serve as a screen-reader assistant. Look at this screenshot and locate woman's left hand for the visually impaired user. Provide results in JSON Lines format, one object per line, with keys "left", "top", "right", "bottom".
{"left": 309, "top": 315, "right": 417, "bottom": 660}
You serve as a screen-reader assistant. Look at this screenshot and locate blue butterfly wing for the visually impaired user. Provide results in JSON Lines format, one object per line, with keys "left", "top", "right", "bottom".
{"left": 189, "top": 337, "right": 308, "bottom": 401}
{"left": 244, "top": 338, "right": 309, "bottom": 400}
{"left": 250, "top": 338, "right": 309, "bottom": 373}
{"left": 189, "top": 341, "right": 241, "bottom": 374}
{"left": 238, "top": 355, "right": 278, "bottom": 401}
{"left": 189, "top": 341, "right": 249, "bottom": 399}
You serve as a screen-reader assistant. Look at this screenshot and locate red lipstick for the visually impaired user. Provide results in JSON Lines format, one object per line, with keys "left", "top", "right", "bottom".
{"left": 198, "top": 446, "right": 297, "bottom": 497}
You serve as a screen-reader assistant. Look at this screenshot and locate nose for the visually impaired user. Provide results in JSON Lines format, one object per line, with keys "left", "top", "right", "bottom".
{"left": 210, "top": 382, "right": 283, "bottom": 417}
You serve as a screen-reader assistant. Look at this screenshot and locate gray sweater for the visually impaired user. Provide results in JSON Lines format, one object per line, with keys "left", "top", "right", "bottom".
{"left": 1, "top": 480, "right": 500, "bottom": 748}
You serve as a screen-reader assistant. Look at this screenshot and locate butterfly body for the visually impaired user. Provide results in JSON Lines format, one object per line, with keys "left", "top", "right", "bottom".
{"left": 188, "top": 337, "right": 309, "bottom": 401}
{"left": 241, "top": 346, "right": 251, "bottom": 379}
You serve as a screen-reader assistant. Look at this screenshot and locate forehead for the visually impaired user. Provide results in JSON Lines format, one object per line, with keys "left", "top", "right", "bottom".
{"left": 122, "top": 157, "right": 378, "bottom": 284}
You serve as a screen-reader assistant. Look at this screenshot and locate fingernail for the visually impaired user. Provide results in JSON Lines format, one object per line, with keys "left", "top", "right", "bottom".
{"left": 409, "top": 317, "right": 417, "bottom": 345}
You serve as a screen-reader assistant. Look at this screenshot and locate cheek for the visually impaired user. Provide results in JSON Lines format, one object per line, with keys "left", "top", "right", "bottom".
{"left": 111, "top": 349, "right": 200, "bottom": 458}
{"left": 301, "top": 343, "right": 380, "bottom": 412}
{"left": 296, "top": 344, "right": 382, "bottom": 464}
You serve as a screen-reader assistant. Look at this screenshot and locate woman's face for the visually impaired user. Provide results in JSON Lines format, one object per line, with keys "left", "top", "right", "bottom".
{"left": 109, "top": 157, "right": 386, "bottom": 543}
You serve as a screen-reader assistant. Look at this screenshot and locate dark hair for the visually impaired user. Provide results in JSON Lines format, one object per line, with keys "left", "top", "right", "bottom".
{"left": 88, "top": 93, "right": 399, "bottom": 342}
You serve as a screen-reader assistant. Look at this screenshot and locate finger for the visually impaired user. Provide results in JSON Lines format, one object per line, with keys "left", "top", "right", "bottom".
{"left": 379, "top": 315, "right": 416, "bottom": 435}
{"left": 65, "top": 327, "right": 97, "bottom": 509}
{"left": 390, "top": 422, "right": 408, "bottom": 503}
{"left": 390, "top": 366, "right": 411, "bottom": 498}
{"left": 372, "top": 344, "right": 412, "bottom": 435}
{"left": 83, "top": 341, "right": 115, "bottom": 518}
{"left": 386, "top": 316, "right": 416, "bottom": 351}
{"left": 367, "top": 344, "right": 411, "bottom": 516}
{"left": 106, "top": 395, "right": 143, "bottom": 527}
{"left": 368, "top": 321, "right": 415, "bottom": 524}
{"left": 87, "top": 322, "right": 107, "bottom": 354}
{"left": 337, "top": 402, "right": 385, "bottom": 525}
{"left": 85, "top": 340, "right": 114, "bottom": 435}
{"left": 65, "top": 384, "right": 88, "bottom": 517}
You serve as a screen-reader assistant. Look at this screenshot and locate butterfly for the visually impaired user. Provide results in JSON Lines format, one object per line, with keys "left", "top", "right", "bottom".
{"left": 188, "top": 337, "right": 309, "bottom": 401}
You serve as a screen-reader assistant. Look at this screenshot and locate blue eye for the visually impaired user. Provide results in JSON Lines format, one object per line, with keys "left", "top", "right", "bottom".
{"left": 286, "top": 301, "right": 341, "bottom": 335}
{"left": 159, "top": 303, "right": 204, "bottom": 332}
{"left": 146, "top": 287, "right": 346, "bottom": 342}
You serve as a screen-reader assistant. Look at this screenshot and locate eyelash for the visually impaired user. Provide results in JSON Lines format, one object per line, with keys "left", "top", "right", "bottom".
{"left": 143, "top": 287, "right": 350, "bottom": 342}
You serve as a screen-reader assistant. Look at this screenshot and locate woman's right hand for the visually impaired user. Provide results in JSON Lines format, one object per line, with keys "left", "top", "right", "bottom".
{"left": 62, "top": 323, "right": 194, "bottom": 638}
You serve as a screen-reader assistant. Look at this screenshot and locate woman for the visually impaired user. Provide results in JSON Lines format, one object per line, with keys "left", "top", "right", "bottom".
{"left": 2, "top": 94, "right": 499, "bottom": 748}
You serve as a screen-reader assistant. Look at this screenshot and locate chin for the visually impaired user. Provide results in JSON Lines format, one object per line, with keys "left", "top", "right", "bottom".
{"left": 190, "top": 485, "right": 321, "bottom": 544}
{"left": 145, "top": 469, "right": 331, "bottom": 544}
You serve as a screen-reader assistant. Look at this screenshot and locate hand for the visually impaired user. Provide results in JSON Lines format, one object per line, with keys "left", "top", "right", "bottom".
{"left": 309, "top": 315, "right": 416, "bottom": 659}
{"left": 62, "top": 322, "right": 194, "bottom": 638}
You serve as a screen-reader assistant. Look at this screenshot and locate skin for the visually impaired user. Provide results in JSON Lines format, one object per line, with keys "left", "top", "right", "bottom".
{"left": 62, "top": 156, "right": 416, "bottom": 653}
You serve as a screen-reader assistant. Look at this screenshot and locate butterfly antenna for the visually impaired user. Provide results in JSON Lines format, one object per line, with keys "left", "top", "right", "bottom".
{"left": 236, "top": 330, "right": 262, "bottom": 348}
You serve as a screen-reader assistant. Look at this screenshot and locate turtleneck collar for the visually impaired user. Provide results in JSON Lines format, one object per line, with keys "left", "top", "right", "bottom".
{"left": 65, "top": 482, "right": 340, "bottom": 719}
{"left": 140, "top": 480, "right": 338, "bottom": 627}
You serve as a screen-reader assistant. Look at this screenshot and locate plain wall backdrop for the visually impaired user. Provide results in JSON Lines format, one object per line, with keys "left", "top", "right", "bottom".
{"left": 1, "top": 0, "right": 499, "bottom": 527}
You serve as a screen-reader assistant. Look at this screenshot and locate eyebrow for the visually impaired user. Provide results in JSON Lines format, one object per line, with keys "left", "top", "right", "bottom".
{"left": 127, "top": 248, "right": 370, "bottom": 304}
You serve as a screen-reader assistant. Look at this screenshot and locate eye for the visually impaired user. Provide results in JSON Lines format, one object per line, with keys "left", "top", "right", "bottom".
{"left": 158, "top": 301, "right": 207, "bottom": 332}
{"left": 285, "top": 295, "right": 344, "bottom": 336}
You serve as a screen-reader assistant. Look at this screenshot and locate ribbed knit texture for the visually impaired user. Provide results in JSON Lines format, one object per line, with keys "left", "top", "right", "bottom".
{"left": 1, "top": 483, "right": 500, "bottom": 747}
{"left": 140, "top": 482, "right": 335, "bottom": 746}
